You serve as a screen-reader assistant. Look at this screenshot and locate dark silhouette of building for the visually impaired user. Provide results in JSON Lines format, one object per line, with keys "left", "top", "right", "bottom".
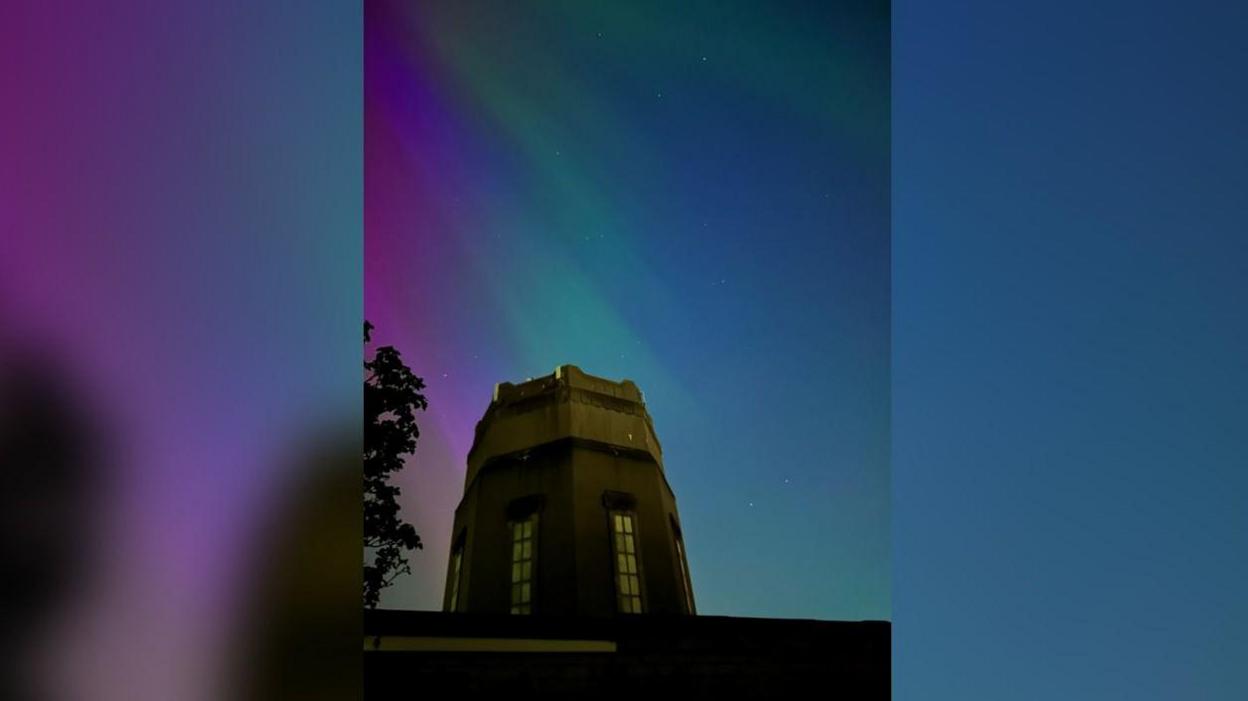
{"left": 364, "top": 609, "right": 889, "bottom": 697}
{"left": 444, "top": 365, "right": 695, "bottom": 617}
{"left": 364, "top": 366, "right": 889, "bottom": 697}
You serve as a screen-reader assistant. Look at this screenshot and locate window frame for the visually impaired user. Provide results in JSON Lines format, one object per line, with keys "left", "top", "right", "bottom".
{"left": 447, "top": 535, "right": 465, "bottom": 612}
{"left": 507, "top": 511, "right": 539, "bottom": 615}
{"left": 446, "top": 526, "right": 469, "bottom": 608}
{"left": 670, "top": 515, "right": 696, "bottom": 614}
{"left": 608, "top": 508, "right": 645, "bottom": 614}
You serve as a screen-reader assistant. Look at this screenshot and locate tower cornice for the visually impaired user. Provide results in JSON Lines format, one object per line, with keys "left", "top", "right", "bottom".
{"left": 465, "top": 365, "right": 663, "bottom": 488}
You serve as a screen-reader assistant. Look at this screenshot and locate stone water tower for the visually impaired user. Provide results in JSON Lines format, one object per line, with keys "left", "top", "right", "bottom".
{"left": 442, "top": 365, "right": 696, "bottom": 617}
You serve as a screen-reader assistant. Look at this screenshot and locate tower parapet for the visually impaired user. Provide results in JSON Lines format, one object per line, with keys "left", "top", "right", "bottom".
{"left": 465, "top": 365, "right": 663, "bottom": 489}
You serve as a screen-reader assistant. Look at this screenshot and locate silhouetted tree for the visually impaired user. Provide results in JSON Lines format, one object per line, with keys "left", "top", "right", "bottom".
{"left": 364, "top": 321, "right": 426, "bottom": 609}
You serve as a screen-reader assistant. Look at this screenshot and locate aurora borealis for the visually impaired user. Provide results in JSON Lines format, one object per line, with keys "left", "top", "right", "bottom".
{"left": 366, "top": 0, "right": 889, "bottom": 620}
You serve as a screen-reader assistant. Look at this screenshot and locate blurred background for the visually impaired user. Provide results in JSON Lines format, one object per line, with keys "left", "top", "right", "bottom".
{"left": 1, "top": 1, "right": 360, "bottom": 699}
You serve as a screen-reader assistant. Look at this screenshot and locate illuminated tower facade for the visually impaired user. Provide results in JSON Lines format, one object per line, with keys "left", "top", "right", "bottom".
{"left": 443, "top": 365, "right": 696, "bottom": 617}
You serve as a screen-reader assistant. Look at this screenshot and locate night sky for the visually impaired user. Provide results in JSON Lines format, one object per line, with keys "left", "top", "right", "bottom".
{"left": 365, "top": 0, "right": 889, "bottom": 620}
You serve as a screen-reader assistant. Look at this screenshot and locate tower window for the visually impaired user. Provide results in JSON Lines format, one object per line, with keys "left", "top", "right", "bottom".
{"left": 447, "top": 542, "right": 464, "bottom": 612}
{"left": 670, "top": 514, "right": 695, "bottom": 613}
{"left": 675, "top": 533, "right": 695, "bottom": 613}
{"left": 610, "top": 511, "right": 643, "bottom": 613}
{"left": 509, "top": 514, "right": 537, "bottom": 614}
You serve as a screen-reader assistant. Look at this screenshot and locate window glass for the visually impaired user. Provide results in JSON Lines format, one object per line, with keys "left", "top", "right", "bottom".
{"left": 675, "top": 534, "right": 694, "bottom": 613}
{"left": 610, "top": 511, "right": 643, "bottom": 614}
{"left": 509, "top": 513, "right": 537, "bottom": 614}
{"left": 448, "top": 545, "right": 464, "bottom": 611}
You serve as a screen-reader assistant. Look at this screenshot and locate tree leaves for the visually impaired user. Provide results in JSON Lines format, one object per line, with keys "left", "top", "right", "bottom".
{"left": 363, "top": 321, "right": 426, "bottom": 609}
